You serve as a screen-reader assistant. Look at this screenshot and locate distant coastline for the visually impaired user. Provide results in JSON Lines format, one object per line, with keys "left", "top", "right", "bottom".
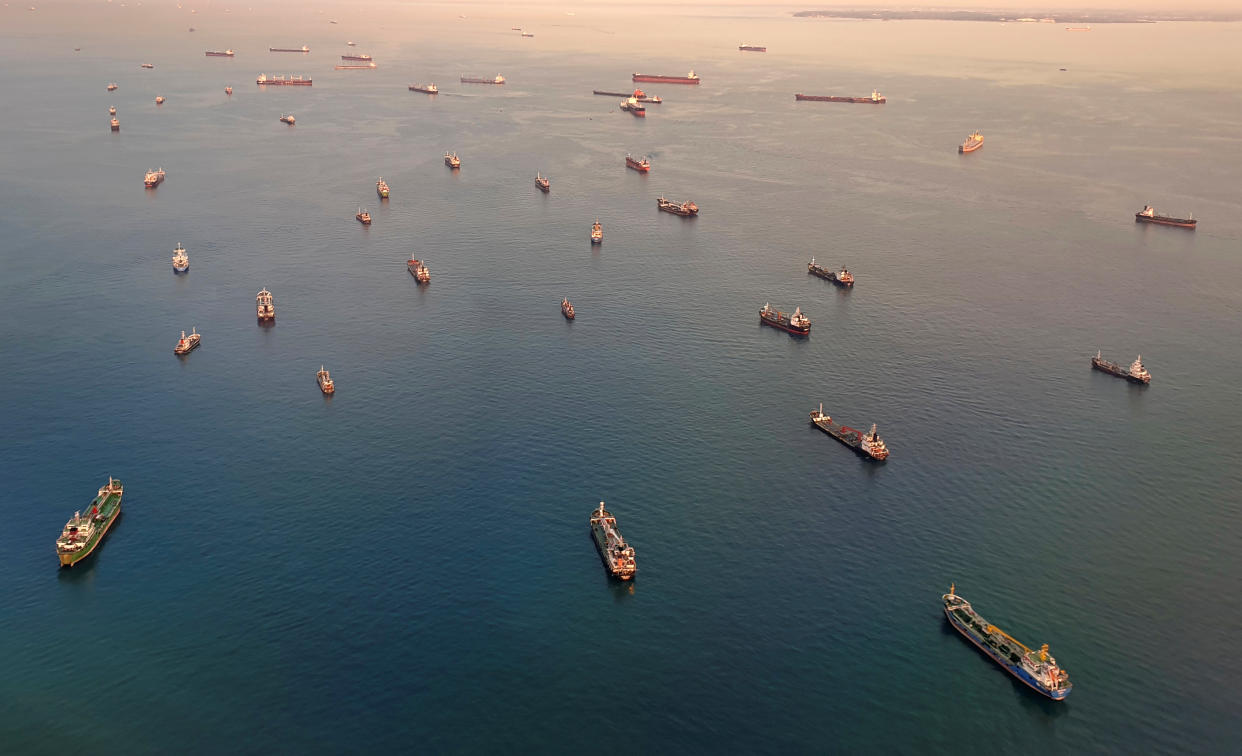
{"left": 793, "top": 9, "right": 1242, "bottom": 23}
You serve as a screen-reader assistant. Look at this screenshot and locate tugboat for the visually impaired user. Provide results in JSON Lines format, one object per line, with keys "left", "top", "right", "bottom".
{"left": 407, "top": 256, "right": 430, "bottom": 284}
{"left": 111, "top": 117, "right": 120, "bottom": 131}
{"left": 561, "top": 297, "right": 576, "bottom": 320}
{"left": 408, "top": 83, "right": 438, "bottom": 94}
{"left": 55, "top": 478, "right": 124, "bottom": 568}
{"left": 759, "top": 303, "right": 810, "bottom": 335}
{"left": 809, "top": 403, "right": 889, "bottom": 460}
{"left": 376, "top": 177, "right": 390, "bottom": 198}
{"left": 589, "top": 502, "right": 637, "bottom": 580}
{"left": 155, "top": 95, "right": 166, "bottom": 105}
{"left": 317, "top": 366, "right": 335, "bottom": 395}
{"left": 256, "top": 288, "right": 275, "bottom": 321}
{"left": 590, "top": 219, "right": 603, "bottom": 244}
{"left": 959, "top": 130, "right": 984, "bottom": 153}
{"left": 1135, "top": 205, "right": 1196, "bottom": 229}
{"left": 356, "top": 208, "right": 371, "bottom": 225}
{"left": 174, "top": 327, "right": 201, "bottom": 355}
{"left": 1091, "top": 351, "right": 1151, "bottom": 384}
{"left": 225, "top": 86, "right": 233, "bottom": 95}
{"left": 807, "top": 258, "right": 853, "bottom": 287}
{"left": 444, "top": 152, "right": 461, "bottom": 169}
{"left": 626, "top": 154, "right": 651, "bottom": 172}
{"left": 144, "top": 168, "right": 165, "bottom": 188}
{"left": 942, "top": 584, "right": 1072, "bottom": 700}
{"left": 535, "top": 173, "right": 550, "bottom": 192}
{"left": 279, "top": 113, "right": 295, "bottom": 124}
{"left": 172, "top": 243, "right": 189, "bottom": 272}
{"left": 107, "top": 83, "right": 118, "bottom": 91}
{"left": 621, "top": 97, "right": 646, "bottom": 117}
{"left": 656, "top": 196, "right": 698, "bottom": 216}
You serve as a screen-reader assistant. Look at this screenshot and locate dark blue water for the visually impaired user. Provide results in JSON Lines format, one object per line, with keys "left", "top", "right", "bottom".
{"left": 4, "top": 4, "right": 1242, "bottom": 753}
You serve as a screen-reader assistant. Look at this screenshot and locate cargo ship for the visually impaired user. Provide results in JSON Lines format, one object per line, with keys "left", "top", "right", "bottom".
{"left": 461, "top": 74, "right": 505, "bottom": 84}
{"left": 270, "top": 46, "right": 310, "bottom": 53}
{"left": 407, "top": 256, "right": 430, "bottom": 283}
{"left": 107, "top": 83, "right": 118, "bottom": 91}
{"left": 535, "top": 173, "right": 550, "bottom": 192}
{"left": 172, "top": 243, "right": 189, "bottom": 272}
{"left": 335, "top": 63, "right": 376, "bottom": 70}
{"left": 1135, "top": 205, "right": 1195, "bottom": 229}
{"left": 942, "top": 584, "right": 1072, "bottom": 700}
{"left": 111, "top": 117, "right": 120, "bottom": 131}
{"left": 561, "top": 297, "right": 575, "bottom": 320}
{"left": 807, "top": 258, "right": 853, "bottom": 287}
{"left": 759, "top": 303, "right": 810, "bottom": 335}
{"left": 445, "top": 152, "right": 461, "bottom": 168}
{"left": 279, "top": 114, "right": 295, "bottom": 124}
{"left": 959, "top": 131, "right": 984, "bottom": 153}
{"left": 1091, "top": 351, "right": 1150, "bottom": 384}
{"left": 626, "top": 154, "right": 651, "bottom": 172}
{"left": 657, "top": 196, "right": 698, "bottom": 216}
{"left": 521, "top": 32, "right": 534, "bottom": 38}
{"left": 256, "top": 288, "right": 275, "bottom": 321}
{"left": 409, "top": 83, "right": 438, "bottom": 94}
{"left": 174, "top": 327, "right": 201, "bottom": 355}
{"left": 738, "top": 43, "right": 767, "bottom": 52}
{"left": 205, "top": 50, "right": 235, "bottom": 57}
{"left": 590, "top": 502, "right": 637, "bottom": 580}
{"left": 794, "top": 90, "right": 885, "bottom": 103}
{"left": 356, "top": 208, "right": 371, "bottom": 225}
{"left": 155, "top": 95, "right": 165, "bottom": 104}
{"left": 109, "top": 106, "right": 116, "bottom": 115}
{"left": 593, "top": 88, "right": 661, "bottom": 103}
{"left": 256, "top": 74, "right": 312, "bottom": 86}
{"left": 317, "top": 366, "right": 335, "bottom": 395}
{"left": 633, "top": 70, "right": 699, "bottom": 85}
{"left": 141, "top": 63, "right": 154, "bottom": 69}
{"left": 621, "top": 97, "right": 646, "bottom": 117}
{"left": 809, "top": 403, "right": 889, "bottom": 460}
{"left": 55, "top": 478, "right": 123, "bottom": 567}
{"left": 341, "top": 54, "right": 372, "bottom": 61}
{"left": 225, "top": 86, "right": 233, "bottom": 95}
{"left": 144, "top": 168, "right": 165, "bottom": 188}
{"left": 591, "top": 219, "right": 603, "bottom": 244}
{"left": 376, "top": 177, "right": 390, "bottom": 198}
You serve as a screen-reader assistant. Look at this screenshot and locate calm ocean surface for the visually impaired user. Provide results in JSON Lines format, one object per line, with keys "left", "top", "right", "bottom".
{"left": 3, "top": 2, "right": 1242, "bottom": 753}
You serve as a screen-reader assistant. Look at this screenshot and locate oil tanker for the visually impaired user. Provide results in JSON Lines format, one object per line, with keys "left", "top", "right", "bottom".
{"left": 807, "top": 258, "right": 853, "bottom": 287}
{"left": 795, "top": 89, "right": 885, "bottom": 103}
{"left": 633, "top": 70, "right": 699, "bottom": 85}
{"left": 1091, "top": 351, "right": 1151, "bottom": 384}
{"left": 55, "top": 478, "right": 123, "bottom": 567}
{"left": 759, "top": 303, "right": 810, "bottom": 335}
{"left": 1135, "top": 205, "right": 1195, "bottom": 229}
{"left": 590, "top": 502, "right": 636, "bottom": 580}
{"left": 809, "top": 403, "right": 888, "bottom": 460}
{"left": 738, "top": 43, "right": 767, "bottom": 52}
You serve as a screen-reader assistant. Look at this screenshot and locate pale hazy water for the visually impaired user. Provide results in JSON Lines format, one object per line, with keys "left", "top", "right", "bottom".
{"left": 2, "top": 3, "right": 1242, "bottom": 753}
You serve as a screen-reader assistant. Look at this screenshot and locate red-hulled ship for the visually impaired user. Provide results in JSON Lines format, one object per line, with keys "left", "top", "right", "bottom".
{"left": 808, "top": 258, "right": 854, "bottom": 287}
{"left": 759, "top": 303, "right": 810, "bottom": 335}
{"left": 795, "top": 90, "right": 885, "bottom": 103}
{"left": 626, "top": 154, "right": 651, "bottom": 172}
{"left": 633, "top": 70, "right": 699, "bottom": 85}
{"left": 1135, "top": 205, "right": 1195, "bottom": 229}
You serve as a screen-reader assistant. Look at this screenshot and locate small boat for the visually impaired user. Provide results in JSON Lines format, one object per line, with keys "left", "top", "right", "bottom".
{"left": 377, "top": 178, "right": 390, "bottom": 198}
{"left": 256, "top": 288, "right": 275, "bottom": 321}
{"left": 561, "top": 298, "right": 576, "bottom": 320}
{"left": 174, "top": 327, "right": 201, "bottom": 355}
{"left": 444, "top": 152, "right": 461, "bottom": 168}
{"left": 172, "top": 243, "right": 189, "bottom": 272}
{"left": 959, "top": 130, "right": 984, "bottom": 153}
{"left": 141, "top": 63, "right": 154, "bottom": 69}
{"left": 317, "top": 366, "right": 335, "bottom": 395}
{"left": 626, "top": 154, "right": 651, "bottom": 172}
{"left": 356, "top": 208, "right": 371, "bottom": 225}
{"left": 1135, "top": 205, "right": 1195, "bottom": 229}
{"left": 155, "top": 95, "right": 165, "bottom": 104}
{"left": 225, "top": 86, "right": 233, "bottom": 95}
{"left": 656, "top": 196, "right": 698, "bottom": 216}
{"left": 110, "top": 117, "right": 120, "bottom": 131}
{"left": 279, "top": 114, "right": 295, "bottom": 124}
{"left": 144, "top": 168, "right": 165, "bottom": 188}
{"left": 109, "top": 106, "right": 116, "bottom": 115}
{"left": 107, "top": 83, "right": 118, "bottom": 91}
{"left": 408, "top": 83, "right": 438, "bottom": 94}
{"left": 535, "top": 173, "right": 550, "bottom": 192}
{"left": 590, "top": 219, "right": 603, "bottom": 244}
{"left": 407, "top": 256, "right": 430, "bottom": 283}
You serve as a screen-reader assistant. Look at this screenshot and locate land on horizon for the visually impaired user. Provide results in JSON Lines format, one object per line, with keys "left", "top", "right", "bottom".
{"left": 793, "top": 7, "right": 1242, "bottom": 23}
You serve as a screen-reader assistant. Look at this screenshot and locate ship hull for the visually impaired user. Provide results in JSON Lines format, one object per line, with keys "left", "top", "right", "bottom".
{"left": 590, "top": 526, "right": 634, "bottom": 580}
{"left": 633, "top": 74, "right": 699, "bottom": 85}
{"left": 1091, "top": 358, "right": 1149, "bottom": 384}
{"left": 1135, "top": 214, "right": 1195, "bottom": 229}
{"left": 944, "top": 607, "right": 1069, "bottom": 700}
{"left": 759, "top": 315, "right": 808, "bottom": 336}
{"left": 808, "top": 267, "right": 852, "bottom": 287}
{"left": 626, "top": 159, "right": 649, "bottom": 173}
{"left": 58, "top": 490, "right": 122, "bottom": 568}
{"left": 810, "top": 418, "right": 886, "bottom": 460}
{"left": 461, "top": 78, "right": 504, "bottom": 84}
{"left": 408, "top": 87, "right": 438, "bottom": 94}
{"left": 959, "top": 142, "right": 983, "bottom": 153}
{"left": 794, "top": 94, "right": 885, "bottom": 103}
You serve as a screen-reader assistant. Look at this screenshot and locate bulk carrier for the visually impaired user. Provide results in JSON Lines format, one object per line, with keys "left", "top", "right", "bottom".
{"left": 759, "top": 303, "right": 810, "bottom": 335}
{"left": 808, "top": 258, "right": 853, "bottom": 287}
{"left": 1135, "top": 205, "right": 1195, "bottom": 229}
{"left": 795, "top": 89, "right": 885, "bottom": 103}
{"left": 55, "top": 478, "right": 123, "bottom": 567}
{"left": 809, "top": 403, "right": 889, "bottom": 460}
{"left": 942, "top": 585, "right": 1072, "bottom": 700}
{"left": 269, "top": 45, "right": 309, "bottom": 53}
{"left": 590, "top": 502, "right": 636, "bottom": 580}
{"left": 633, "top": 70, "right": 699, "bottom": 85}
{"left": 461, "top": 74, "right": 505, "bottom": 84}
{"left": 1091, "top": 351, "right": 1150, "bottom": 384}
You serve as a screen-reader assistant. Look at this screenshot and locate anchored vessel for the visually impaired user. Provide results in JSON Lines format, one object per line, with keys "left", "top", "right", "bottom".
{"left": 657, "top": 196, "right": 698, "bottom": 216}
{"left": 409, "top": 83, "right": 438, "bottom": 94}
{"left": 107, "top": 83, "right": 118, "bottom": 91}
{"left": 279, "top": 114, "right": 296, "bottom": 124}
{"left": 356, "top": 208, "right": 371, "bottom": 225}
{"left": 172, "top": 243, "right": 189, "bottom": 272}
{"left": 335, "top": 63, "right": 377, "bottom": 70}
{"left": 809, "top": 403, "right": 889, "bottom": 460}
{"left": 1091, "top": 351, "right": 1150, "bottom": 384}
{"left": 55, "top": 478, "right": 123, "bottom": 567}
{"left": 341, "top": 54, "right": 372, "bottom": 61}
{"left": 591, "top": 219, "right": 603, "bottom": 244}
{"left": 144, "top": 168, "right": 165, "bottom": 188}
{"left": 317, "top": 366, "right": 335, "bottom": 395}
{"left": 461, "top": 74, "right": 505, "bottom": 84}
{"left": 535, "top": 173, "right": 550, "bottom": 192}
{"left": 111, "top": 117, "right": 120, "bottom": 131}
{"left": 590, "top": 502, "right": 637, "bottom": 580}
{"left": 270, "top": 45, "right": 310, "bottom": 52}
{"left": 594, "top": 89, "right": 661, "bottom": 103}
{"left": 109, "top": 105, "right": 116, "bottom": 115}
{"left": 621, "top": 97, "right": 646, "bottom": 117}
{"left": 1135, "top": 205, "right": 1195, "bottom": 229}
{"left": 407, "top": 256, "right": 430, "bottom": 283}
{"left": 256, "top": 74, "right": 312, "bottom": 86}
{"left": 795, "top": 90, "right": 885, "bottom": 103}
{"left": 626, "top": 154, "right": 651, "bottom": 172}
{"left": 174, "top": 327, "right": 201, "bottom": 355}
{"left": 206, "top": 50, "right": 235, "bottom": 57}
{"left": 942, "top": 584, "right": 1072, "bottom": 700}
{"left": 256, "top": 288, "right": 275, "bottom": 321}
{"left": 141, "top": 63, "right": 154, "bottom": 69}
{"left": 561, "top": 297, "right": 575, "bottom": 320}
{"left": 225, "top": 86, "right": 233, "bottom": 95}
{"left": 759, "top": 303, "right": 810, "bottom": 335}
{"left": 445, "top": 152, "right": 461, "bottom": 168}
{"left": 633, "top": 70, "right": 699, "bottom": 85}
{"left": 808, "top": 258, "right": 853, "bottom": 287}
{"left": 155, "top": 95, "right": 165, "bottom": 104}
{"left": 738, "top": 43, "right": 767, "bottom": 52}
{"left": 959, "top": 131, "right": 984, "bottom": 153}
{"left": 376, "top": 178, "right": 390, "bottom": 198}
